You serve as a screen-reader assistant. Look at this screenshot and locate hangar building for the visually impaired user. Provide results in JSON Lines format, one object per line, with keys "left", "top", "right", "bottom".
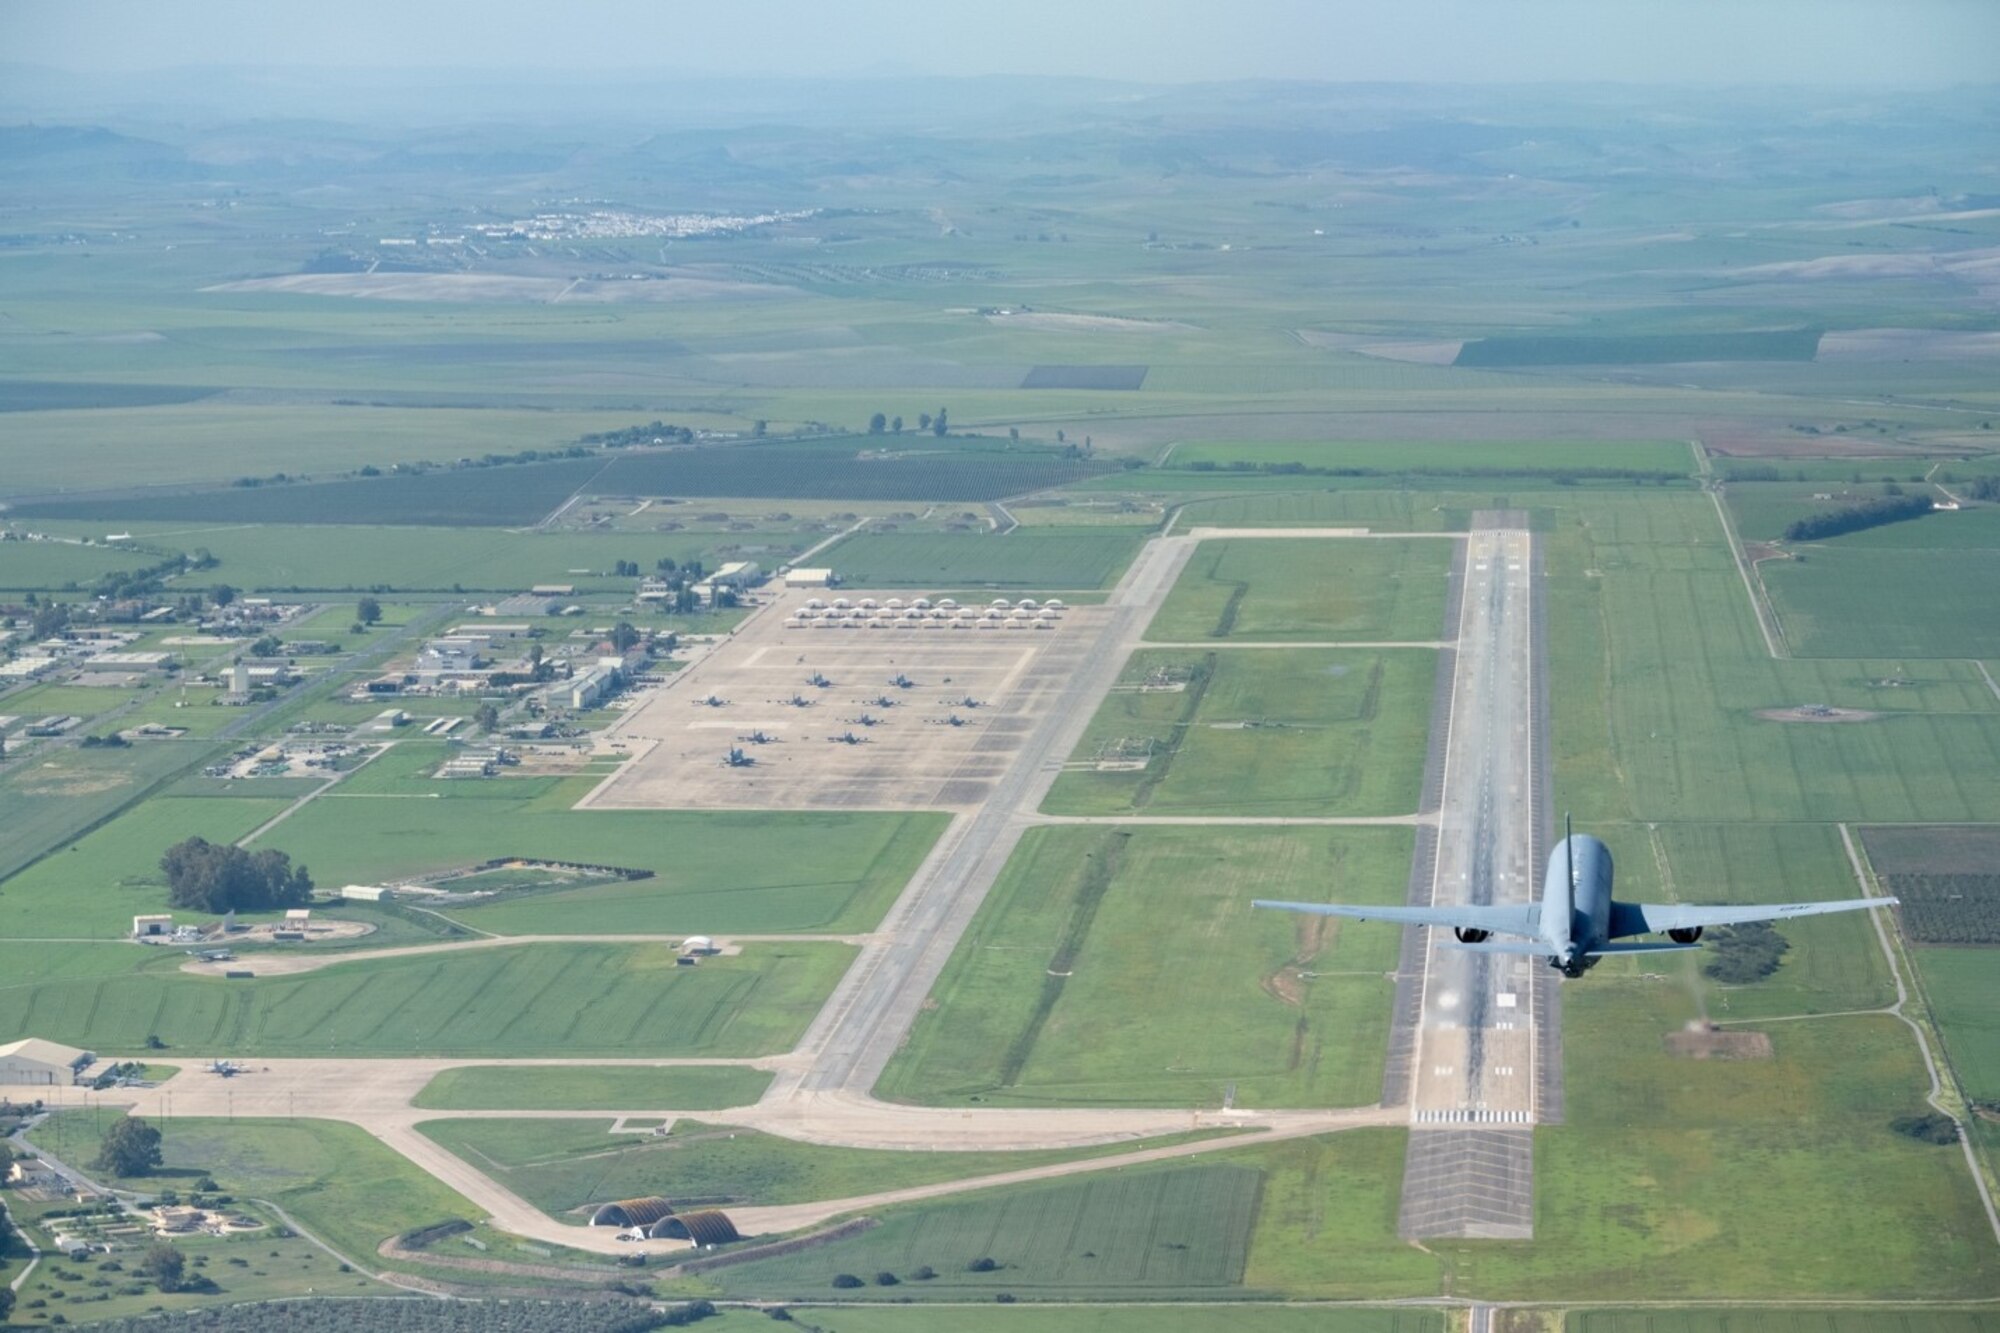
{"left": 0, "top": 1037, "right": 94, "bottom": 1086}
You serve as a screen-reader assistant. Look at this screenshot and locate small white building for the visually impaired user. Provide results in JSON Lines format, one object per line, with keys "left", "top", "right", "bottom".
{"left": 0, "top": 1037, "right": 94, "bottom": 1087}
{"left": 340, "top": 884, "right": 393, "bottom": 903}
{"left": 133, "top": 914, "right": 175, "bottom": 939}
{"left": 784, "top": 568, "right": 835, "bottom": 587}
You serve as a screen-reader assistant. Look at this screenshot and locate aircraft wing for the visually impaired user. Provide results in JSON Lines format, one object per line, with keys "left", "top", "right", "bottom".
{"left": 1253, "top": 900, "right": 1541, "bottom": 938}
{"left": 1608, "top": 897, "right": 1896, "bottom": 939}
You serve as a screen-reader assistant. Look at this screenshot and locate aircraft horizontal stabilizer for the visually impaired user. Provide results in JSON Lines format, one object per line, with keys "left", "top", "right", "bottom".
{"left": 1586, "top": 941, "right": 1701, "bottom": 956}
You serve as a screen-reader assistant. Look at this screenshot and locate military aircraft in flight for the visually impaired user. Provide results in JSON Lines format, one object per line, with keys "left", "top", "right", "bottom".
{"left": 1256, "top": 822, "right": 1895, "bottom": 979}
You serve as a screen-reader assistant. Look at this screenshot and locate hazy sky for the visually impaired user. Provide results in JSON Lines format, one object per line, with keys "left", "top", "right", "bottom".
{"left": 5, "top": 0, "right": 1996, "bottom": 86}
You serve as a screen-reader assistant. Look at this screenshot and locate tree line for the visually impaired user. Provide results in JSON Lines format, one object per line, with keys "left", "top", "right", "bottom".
{"left": 1782, "top": 493, "right": 1934, "bottom": 542}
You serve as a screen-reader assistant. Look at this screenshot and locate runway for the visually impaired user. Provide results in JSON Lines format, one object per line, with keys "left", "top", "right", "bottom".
{"left": 1394, "top": 513, "right": 1549, "bottom": 1239}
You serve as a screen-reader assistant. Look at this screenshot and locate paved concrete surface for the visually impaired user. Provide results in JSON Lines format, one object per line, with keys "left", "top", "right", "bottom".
{"left": 1396, "top": 515, "right": 1546, "bottom": 1240}
{"left": 581, "top": 587, "right": 1102, "bottom": 811}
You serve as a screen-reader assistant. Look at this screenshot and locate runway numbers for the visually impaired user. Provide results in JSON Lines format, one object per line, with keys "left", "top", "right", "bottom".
{"left": 1434, "top": 1065, "right": 1455, "bottom": 1076}
{"left": 1496, "top": 992, "right": 1518, "bottom": 1008}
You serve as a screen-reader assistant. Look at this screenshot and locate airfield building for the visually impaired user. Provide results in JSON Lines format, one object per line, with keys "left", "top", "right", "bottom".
{"left": 0, "top": 1037, "right": 94, "bottom": 1087}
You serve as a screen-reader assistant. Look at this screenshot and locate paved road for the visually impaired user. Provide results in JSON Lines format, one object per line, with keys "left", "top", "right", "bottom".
{"left": 1397, "top": 517, "right": 1544, "bottom": 1240}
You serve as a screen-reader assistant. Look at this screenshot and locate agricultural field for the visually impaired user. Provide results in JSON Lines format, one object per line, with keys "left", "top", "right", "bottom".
{"left": 1145, "top": 538, "right": 1452, "bottom": 642}
{"left": 416, "top": 1118, "right": 1237, "bottom": 1219}
{"left": 1166, "top": 439, "right": 1693, "bottom": 477}
{"left": 0, "top": 939, "right": 851, "bottom": 1058}
{"left": 411, "top": 1064, "right": 773, "bottom": 1111}
{"left": 1455, "top": 328, "right": 1824, "bottom": 366}
{"left": 879, "top": 824, "right": 1410, "bottom": 1108}
{"left": 1042, "top": 648, "right": 1433, "bottom": 817}
{"left": 1762, "top": 547, "right": 2000, "bottom": 659}
{"left": 0, "top": 535, "right": 155, "bottom": 588}
{"left": 11, "top": 437, "right": 1114, "bottom": 527}
{"left": 1912, "top": 948, "right": 2000, "bottom": 1102}
{"left": 8, "top": 519, "right": 796, "bottom": 593}
{"left": 707, "top": 1162, "right": 1265, "bottom": 1302}
{"left": 1569, "top": 1317, "right": 2000, "bottom": 1333}
{"left": 1860, "top": 825, "right": 2000, "bottom": 944}
{"left": 1541, "top": 490, "right": 2000, "bottom": 825}
{"left": 818, "top": 528, "right": 1145, "bottom": 589}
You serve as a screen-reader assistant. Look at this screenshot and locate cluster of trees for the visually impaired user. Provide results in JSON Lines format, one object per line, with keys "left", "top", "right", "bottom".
{"left": 1701, "top": 921, "right": 1790, "bottom": 984}
{"left": 1890, "top": 1111, "right": 1960, "bottom": 1145}
{"left": 1782, "top": 493, "right": 1934, "bottom": 542}
{"left": 833, "top": 1259, "right": 981, "bottom": 1288}
{"left": 578, "top": 420, "right": 698, "bottom": 448}
{"left": 94, "top": 1116, "right": 164, "bottom": 1176}
{"left": 160, "top": 836, "right": 313, "bottom": 913}
{"left": 91, "top": 549, "right": 217, "bottom": 602}
{"left": 1958, "top": 475, "right": 2000, "bottom": 502}
{"left": 866, "top": 409, "right": 949, "bottom": 436}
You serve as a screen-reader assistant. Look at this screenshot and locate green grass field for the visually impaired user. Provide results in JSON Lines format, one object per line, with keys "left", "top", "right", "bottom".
{"left": 1429, "top": 998, "right": 2000, "bottom": 1301}
{"left": 1544, "top": 491, "right": 2000, "bottom": 824}
{"left": 1145, "top": 538, "right": 1452, "bottom": 642}
{"left": 253, "top": 776, "right": 944, "bottom": 935}
{"left": 1763, "top": 547, "right": 2000, "bottom": 659}
{"left": 1168, "top": 439, "right": 1693, "bottom": 476}
{"left": 28, "top": 1114, "right": 484, "bottom": 1279}
{"left": 11, "top": 519, "right": 797, "bottom": 593}
{"left": 880, "top": 824, "right": 1408, "bottom": 1108}
{"left": 415, "top": 1118, "right": 1237, "bottom": 1217}
{"left": 708, "top": 1162, "right": 1265, "bottom": 1301}
{"left": 0, "top": 791, "right": 292, "bottom": 937}
{"left": 1042, "top": 648, "right": 1432, "bottom": 817}
{"left": 817, "top": 528, "right": 1144, "bottom": 588}
{"left": 1913, "top": 946, "right": 2000, "bottom": 1101}
{"left": 0, "top": 939, "right": 850, "bottom": 1058}
{"left": 411, "top": 1064, "right": 773, "bottom": 1111}
{"left": 1569, "top": 1313, "right": 2000, "bottom": 1333}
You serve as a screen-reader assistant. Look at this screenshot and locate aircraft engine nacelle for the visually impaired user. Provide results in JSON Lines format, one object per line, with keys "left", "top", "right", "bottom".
{"left": 1454, "top": 927, "right": 1491, "bottom": 944}
{"left": 1668, "top": 926, "right": 1703, "bottom": 945}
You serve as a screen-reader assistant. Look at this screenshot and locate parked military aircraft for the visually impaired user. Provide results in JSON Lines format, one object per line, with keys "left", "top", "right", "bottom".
{"left": 806, "top": 671, "right": 833, "bottom": 688}
{"left": 887, "top": 672, "right": 916, "bottom": 689}
{"left": 1255, "top": 821, "right": 1895, "bottom": 979}
{"left": 722, "top": 747, "right": 754, "bottom": 768}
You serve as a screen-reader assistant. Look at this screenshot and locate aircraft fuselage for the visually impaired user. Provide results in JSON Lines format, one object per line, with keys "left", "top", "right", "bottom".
{"left": 1542, "top": 833, "right": 1613, "bottom": 977}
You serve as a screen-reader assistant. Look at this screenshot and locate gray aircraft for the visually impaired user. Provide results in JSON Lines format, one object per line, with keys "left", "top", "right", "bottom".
{"left": 1255, "top": 823, "right": 1895, "bottom": 979}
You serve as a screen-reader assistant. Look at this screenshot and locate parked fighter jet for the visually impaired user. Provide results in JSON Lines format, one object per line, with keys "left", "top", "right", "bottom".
{"left": 722, "top": 747, "right": 755, "bottom": 768}
{"left": 887, "top": 672, "right": 916, "bottom": 689}
{"left": 806, "top": 671, "right": 833, "bottom": 688}
{"left": 1255, "top": 820, "right": 1895, "bottom": 979}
